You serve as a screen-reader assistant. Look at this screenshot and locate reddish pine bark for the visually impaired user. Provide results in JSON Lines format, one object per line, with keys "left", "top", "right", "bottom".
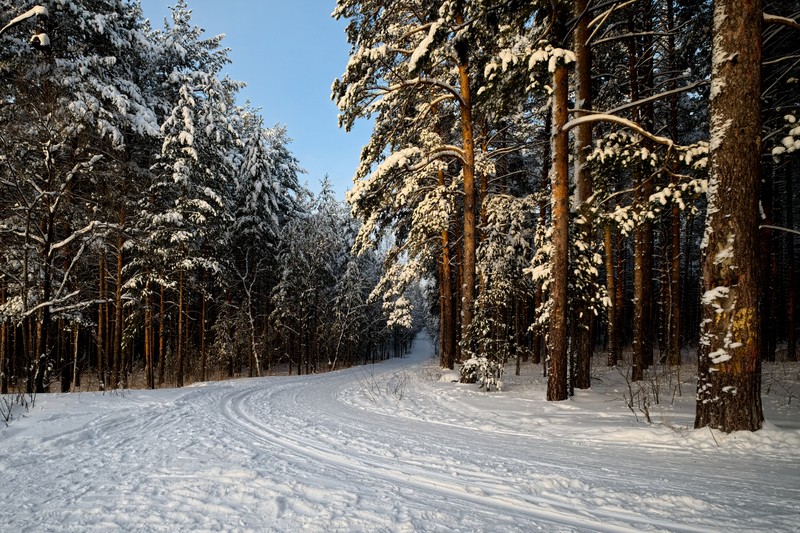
{"left": 695, "top": 0, "right": 764, "bottom": 432}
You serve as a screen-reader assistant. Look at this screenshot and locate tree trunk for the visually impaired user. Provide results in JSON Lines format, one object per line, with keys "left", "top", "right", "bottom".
{"left": 547, "top": 31, "right": 570, "bottom": 402}
{"left": 534, "top": 113, "right": 551, "bottom": 370}
{"left": 666, "top": 0, "right": 682, "bottom": 368}
{"left": 1, "top": 286, "right": 7, "bottom": 394}
{"left": 200, "top": 291, "right": 207, "bottom": 382}
{"left": 628, "top": 10, "right": 654, "bottom": 381}
{"left": 60, "top": 318, "right": 70, "bottom": 393}
{"left": 457, "top": 56, "right": 477, "bottom": 347}
{"left": 604, "top": 225, "right": 620, "bottom": 366}
{"left": 439, "top": 168, "right": 456, "bottom": 369}
{"left": 759, "top": 170, "right": 776, "bottom": 363}
{"left": 34, "top": 207, "right": 55, "bottom": 394}
{"left": 453, "top": 214, "right": 464, "bottom": 363}
{"left": 97, "top": 255, "right": 105, "bottom": 389}
{"left": 176, "top": 271, "right": 184, "bottom": 388}
{"left": 615, "top": 232, "right": 628, "bottom": 351}
{"left": 786, "top": 169, "right": 797, "bottom": 362}
{"left": 695, "top": 0, "right": 763, "bottom": 432}
{"left": 573, "top": 0, "right": 593, "bottom": 390}
{"left": 158, "top": 284, "right": 166, "bottom": 386}
{"left": 71, "top": 325, "right": 79, "bottom": 392}
{"left": 639, "top": 1, "right": 656, "bottom": 371}
{"left": 112, "top": 225, "right": 124, "bottom": 390}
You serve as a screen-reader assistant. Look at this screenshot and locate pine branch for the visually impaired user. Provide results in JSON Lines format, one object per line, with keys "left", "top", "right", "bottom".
{"left": 764, "top": 13, "right": 800, "bottom": 31}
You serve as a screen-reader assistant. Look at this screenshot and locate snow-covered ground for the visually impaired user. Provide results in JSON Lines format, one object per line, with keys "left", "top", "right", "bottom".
{"left": 2, "top": 333, "right": 799, "bottom": 532}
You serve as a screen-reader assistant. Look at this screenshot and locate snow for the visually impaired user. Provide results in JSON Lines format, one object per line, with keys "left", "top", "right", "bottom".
{"left": 2, "top": 333, "right": 799, "bottom": 531}
{"left": 408, "top": 21, "right": 441, "bottom": 72}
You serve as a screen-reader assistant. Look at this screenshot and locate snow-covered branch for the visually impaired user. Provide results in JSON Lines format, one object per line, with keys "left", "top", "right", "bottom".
{"left": 407, "top": 146, "right": 466, "bottom": 171}
{"left": 386, "top": 78, "right": 466, "bottom": 108}
{"left": 0, "top": 5, "right": 48, "bottom": 37}
{"left": 50, "top": 221, "right": 115, "bottom": 252}
{"left": 599, "top": 80, "right": 708, "bottom": 116}
{"left": 764, "top": 13, "right": 800, "bottom": 31}
{"left": 563, "top": 113, "right": 674, "bottom": 148}
{"left": 760, "top": 224, "right": 800, "bottom": 236}
{"left": 22, "top": 290, "right": 80, "bottom": 318}
{"left": 588, "top": 0, "right": 640, "bottom": 42}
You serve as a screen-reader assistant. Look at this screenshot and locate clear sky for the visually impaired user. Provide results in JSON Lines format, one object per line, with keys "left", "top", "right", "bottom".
{"left": 138, "top": 0, "right": 371, "bottom": 200}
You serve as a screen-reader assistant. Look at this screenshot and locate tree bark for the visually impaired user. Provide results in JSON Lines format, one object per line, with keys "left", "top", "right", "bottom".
{"left": 34, "top": 206, "right": 55, "bottom": 394}
{"left": 158, "top": 284, "right": 166, "bottom": 386}
{"left": 666, "top": 0, "right": 682, "bottom": 368}
{"left": 457, "top": 55, "right": 477, "bottom": 348}
{"left": 573, "top": 0, "right": 593, "bottom": 390}
{"left": 695, "top": 0, "right": 763, "bottom": 432}
{"left": 1, "top": 286, "right": 7, "bottom": 394}
{"left": 547, "top": 33, "right": 570, "bottom": 402}
{"left": 176, "top": 271, "right": 184, "bottom": 388}
{"left": 604, "top": 225, "right": 620, "bottom": 366}
{"left": 97, "top": 255, "right": 105, "bottom": 389}
{"left": 759, "top": 170, "right": 776, "bottom": 363}
{"left": 786, "top": 168, "right": 797, "bottom": 362}
{"left": 200, "top": 291, "right": 207, "bottom": 381}
{"left": 112, "top": 220, "right": 124, "bottom": 390}
{"left": 628, "top": 8, "right": 654, "bottom": 381}
{"left": 439, "top": 167, "right": 456, "bottom": 370}
{"left": 145, "top": 283, "right": 154, "bottom": 389}
{"left": 71, "top": 325, "right": 79, "bottom": 392}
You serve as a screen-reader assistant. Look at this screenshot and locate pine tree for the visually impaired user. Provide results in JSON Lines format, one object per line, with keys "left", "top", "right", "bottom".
{"left": 694, "top": 0, "right": 764, "bottom": 432}
{"left": 0, "top": 0, "right": 159, "bottom": 392}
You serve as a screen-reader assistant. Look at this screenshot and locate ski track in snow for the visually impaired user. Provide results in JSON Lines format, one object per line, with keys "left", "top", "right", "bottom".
{"left": 1, "top": 333, "right": 798, "bottom": 532}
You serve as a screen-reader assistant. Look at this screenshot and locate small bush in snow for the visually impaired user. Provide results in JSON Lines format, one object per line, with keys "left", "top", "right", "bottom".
{"left": 460, "top": 357, "right": 504, "bottom": 391}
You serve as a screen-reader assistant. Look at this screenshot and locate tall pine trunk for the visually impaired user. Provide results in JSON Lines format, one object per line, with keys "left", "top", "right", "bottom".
{"left": 547, "top": 25, "right": 570, "bottom": 402}
{"left": 604, "top": 225, "right": 620, "bottom": 366}
{"left": 666, "top": 0, "right": 682, "bottom": 367}
{"left": 200, "top": 292, "right": 207, "bottom": 381}
{"left": 97, "top": 255, "right": 105, "bottom": 389}
{"left": 628, "top": 9, "right": 654, "bottom": 381}
{"left": 759, "top": 171, "right": 776, "bottom": 362}
{"left": 34, "top": 206, "right": 55, "bottom": 394}
{"left": 695, "top": 0, "right": 763, "bottom": 432}
{"left": 457, "top": 51, "right": 477, "bottom": 348}
{"left": 573, "top": 0, "right": 593, "bottom": 389}
{"left": 176, "top": 271, "right": 185, "bottom": 388}
{"left": 112, "top": 220, "right": 124, "bottom": 390}
{"left": 786, "top": 170, "right": 797, "bottom": 362}
{"left": 1, "top": 287, "right": 7, "bottom": 394}
{"left": 439, "top": 169, "right": 456, "bottom": 369}
{"left": 145, "top": 283, "right": 154, "bottom": 389}
{"left": 158, "top": 284, "right": 166, "bottom": 386}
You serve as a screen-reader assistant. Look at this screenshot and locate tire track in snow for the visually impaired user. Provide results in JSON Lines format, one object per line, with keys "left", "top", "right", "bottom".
{"left": 219, "top": 377, "right": 720, "bottom": 533}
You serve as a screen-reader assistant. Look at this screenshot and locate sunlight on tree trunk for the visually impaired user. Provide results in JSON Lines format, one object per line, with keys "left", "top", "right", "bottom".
{"left": 695, "top": 0, "right": 764, "bottom": 433}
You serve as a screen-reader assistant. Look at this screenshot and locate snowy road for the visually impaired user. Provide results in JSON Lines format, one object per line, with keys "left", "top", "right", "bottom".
{"left": 2, "top": 333, "right": 799, "bottom": 532}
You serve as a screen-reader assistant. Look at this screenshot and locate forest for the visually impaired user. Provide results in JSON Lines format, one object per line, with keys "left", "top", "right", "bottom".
{"left": 0, "top": 0, "right": 798, "bottom": 436}
{"left": 0, "top": 0, "right": 416, "bottom": 404}
{"left": 332, "top": 0, "right": 799, "bottom": 433}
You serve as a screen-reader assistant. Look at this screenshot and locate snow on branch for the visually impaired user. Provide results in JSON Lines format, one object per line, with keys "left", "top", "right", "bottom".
{"left": 764, "top": 13, "right": 800, "bottom": 31}
{"left": 563, "top": 113, "right": 674, "bottom": 148}
{"left": 21, "top": 291, "right": 81, "bottom": 318}
{"left": 0, "top": 5, "right": 48, "bottom": 37}
{"left": 408, "top": 145, "right": 466, "bottom": 170}
{"left": 588, "top": 0, "right": 639, "bottom": 42}
{"left": 760, "top": 224, "right": 800, "bottom": 236}
{"left": 386, "top": 78, "right": 466, "bottom": 108}
{"left": 597, "top": 80, "right": 708, "bottom": 116}
{"left": 50, "top": 221, "right": 116, "bottom": 252}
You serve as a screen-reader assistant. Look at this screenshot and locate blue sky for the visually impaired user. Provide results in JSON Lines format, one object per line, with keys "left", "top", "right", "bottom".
{"left": 138, "top": 0, "right": 371, "bottom": 200}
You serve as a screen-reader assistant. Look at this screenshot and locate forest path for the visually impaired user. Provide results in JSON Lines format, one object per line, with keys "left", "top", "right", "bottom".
{"left": 1, "top": 333, "right": 798, "bottom": 531}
